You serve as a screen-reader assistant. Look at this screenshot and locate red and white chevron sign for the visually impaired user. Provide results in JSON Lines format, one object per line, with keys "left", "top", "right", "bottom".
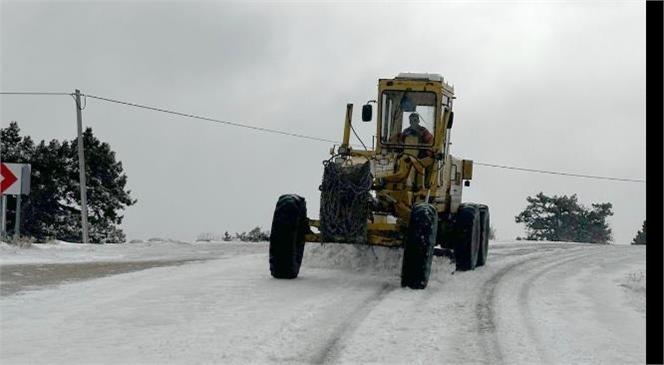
{"left": 1, "top": 163, "right": 30, "bottom": 195}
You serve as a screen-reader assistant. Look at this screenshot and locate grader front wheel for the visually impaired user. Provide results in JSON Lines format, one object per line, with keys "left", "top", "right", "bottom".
{"left": 401, "top": 203, "right": 438, "bottom": 289}
{"left": 269, "top": 194, "right": 308, "bottom": 279}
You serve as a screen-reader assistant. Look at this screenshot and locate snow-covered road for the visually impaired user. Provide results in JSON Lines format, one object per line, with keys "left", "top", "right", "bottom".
{"left": 0, "top": 241, "right": 645, "bottom": 364}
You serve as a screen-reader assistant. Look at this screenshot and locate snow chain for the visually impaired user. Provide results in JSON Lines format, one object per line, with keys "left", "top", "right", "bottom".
{"left": 319, "top": 159, "right": 372, "bottom": 244}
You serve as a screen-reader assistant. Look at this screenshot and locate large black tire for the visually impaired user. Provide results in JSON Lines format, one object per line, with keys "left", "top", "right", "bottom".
{"left": 401, "top": 203, "right": 438, "bottom": 289}
{"left": 477, "top": 205, "right": 490, "bottom": 267}
{"left": 269, "top": 194, "right": 308, "bottom": 279}
{"left": 454, "top": 204, "right": 480, "bottom": 271}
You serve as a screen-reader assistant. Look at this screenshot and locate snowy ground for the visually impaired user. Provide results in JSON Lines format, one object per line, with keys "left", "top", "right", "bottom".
{"left": 0, "top": 240, "right": 646, "bottom": 364}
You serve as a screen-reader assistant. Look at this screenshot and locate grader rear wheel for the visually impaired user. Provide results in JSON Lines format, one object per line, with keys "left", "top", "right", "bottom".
{"left": 454, "top": 204, "right": 480, "bottom": 271}
{"left": 477, "top": 205, "right": 490, "bottom": 267}
{"left": 269, "top": 194, "right": 308, "bottom": 279}
{"left": 401, "top": 203, "right": 438, "bottom": 289}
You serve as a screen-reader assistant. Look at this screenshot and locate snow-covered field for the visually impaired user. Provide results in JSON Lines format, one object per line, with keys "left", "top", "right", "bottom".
{"left": 0, "top": 240, "right": 645, "bottom": 364}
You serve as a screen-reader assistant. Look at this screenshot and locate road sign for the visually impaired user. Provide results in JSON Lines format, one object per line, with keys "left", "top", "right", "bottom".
{"left": 1, "top": 163, "right": 31, "bottom": 195}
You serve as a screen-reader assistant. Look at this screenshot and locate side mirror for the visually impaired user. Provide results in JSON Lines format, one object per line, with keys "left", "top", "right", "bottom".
{"left": 447, "top": 111, "right": 454, "bottom": 129}
{"left": 362, "top": 104, "right": 372, "bottom": 122}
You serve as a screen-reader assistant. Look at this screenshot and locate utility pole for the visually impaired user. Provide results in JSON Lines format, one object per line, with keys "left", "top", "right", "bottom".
{"left": 75, "top": 90, "right": 89, "bottom": 243}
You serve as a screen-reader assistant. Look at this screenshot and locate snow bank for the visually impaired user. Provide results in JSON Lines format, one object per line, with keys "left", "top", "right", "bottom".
{"left": 303, "top": 243, "right": 455, "bottom": 278}
{"left": 0, "top": 240, "right": 262, "bottom": 265}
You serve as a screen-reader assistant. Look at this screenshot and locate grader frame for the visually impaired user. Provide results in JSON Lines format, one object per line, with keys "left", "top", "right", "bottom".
{"left": 269, "top": 73, "right": 490, "bottom": 289}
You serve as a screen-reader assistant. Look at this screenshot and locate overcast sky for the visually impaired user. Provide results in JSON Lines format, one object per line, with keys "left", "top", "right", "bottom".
{"left": 1, "top": 1, "right": 646, "bottom": 244}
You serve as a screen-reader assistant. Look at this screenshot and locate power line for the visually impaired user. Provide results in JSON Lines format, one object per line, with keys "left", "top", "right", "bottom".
{"left": 474, "top": 162, "right": 645, "bottom": 183}
{"left": 1, "top": 90, "right": 646, "bottom": 184}
{"left": 1, "top": 92, "right": 72, "bottom": 96}
{"left": 83, "top": 93, "right": 343, "bottom": 145}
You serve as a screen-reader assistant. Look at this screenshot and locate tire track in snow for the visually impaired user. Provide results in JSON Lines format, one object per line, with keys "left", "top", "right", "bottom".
{"left": 475, "top": 245, "right": 591, "bottom": 364}
{"left": 476, "top": 259, "right": 524, "bottom": 363}
{"left": 516, "top": 247, "right": 622, "bottom": 364}
{"left": 487, "top": 243, "right": 584, "bottom": 258}
{"left": 312, "top": 282, "right": 396, "bottom": 364}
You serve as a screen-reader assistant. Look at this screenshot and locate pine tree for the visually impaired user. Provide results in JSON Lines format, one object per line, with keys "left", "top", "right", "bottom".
{"left": 515, "top": 192, "right": 613, "bottom": 244}
{"left": 631, "top": 220, "right": 646, "bottom": 245}
{"left": 246, "top": 226, "right": 270, "bottom": 242}
{"left": 1, "top": 121, "right": 34, "bottom": 162}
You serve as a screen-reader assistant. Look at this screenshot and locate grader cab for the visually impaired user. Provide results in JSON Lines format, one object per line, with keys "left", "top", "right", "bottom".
{"left": 269, "top": 73, "right": 490, "bottom": 289}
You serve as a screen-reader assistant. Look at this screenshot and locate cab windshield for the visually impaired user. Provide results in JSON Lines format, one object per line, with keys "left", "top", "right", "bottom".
{"left": 380, "top": 90, "right": 436, "bottom": 147}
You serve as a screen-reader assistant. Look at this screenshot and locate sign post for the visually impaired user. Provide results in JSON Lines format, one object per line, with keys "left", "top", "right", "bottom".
{"left": 14, "top": 195, "right": 21, "bottom": 239}
{"left": 1, "top": 195, "right": 6, "bottom": 239}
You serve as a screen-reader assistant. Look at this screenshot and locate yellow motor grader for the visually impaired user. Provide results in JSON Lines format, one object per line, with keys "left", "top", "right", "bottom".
{"left": 269, "top": 73, "right": 490, "bottom": 289}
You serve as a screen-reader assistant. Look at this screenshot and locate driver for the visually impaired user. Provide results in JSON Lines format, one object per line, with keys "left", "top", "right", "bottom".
{"left": 401, "top": 113, "right": 433, "bottom": 144}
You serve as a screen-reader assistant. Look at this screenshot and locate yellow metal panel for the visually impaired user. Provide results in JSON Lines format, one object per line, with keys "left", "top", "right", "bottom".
{"left": 305, "top": 233, "right": 321, "bottom": 242}
{"left": 379, "top": 79, "right": 442, "bottom": 91}
{"left": 367, "top": 222, "right": 399, "bottom": 231}
{"left": 349, "top": 150, "right": 375, "bottom": 158}
{"left": 341, "top": 103, "right": 353, "bottom": 147}
{"left": 434, "top": 110, "right": 449, "bottom": 155}
{"left": 462, "top": 159, "right": 473, "bottom": 180}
